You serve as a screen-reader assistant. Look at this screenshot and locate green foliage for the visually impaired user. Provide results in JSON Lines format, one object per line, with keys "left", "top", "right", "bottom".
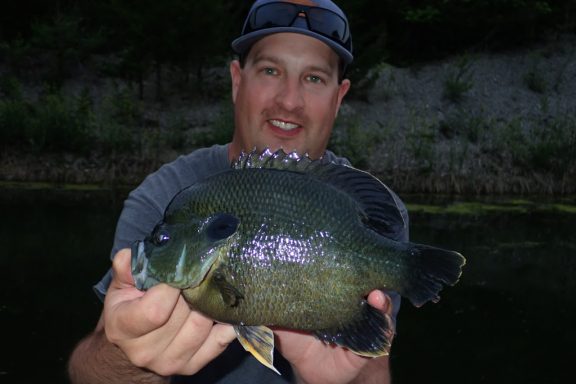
{"left": 0, "top": 87, "right": 94, "bottom": 153}
{"left": 94, "top": 120, "right": 134, "bottom": 155}
{"left": 190, "top": 105, "right": 234, "bottom": 148}
{"left": 1, "top": 0, "right": 574, "bottom": 99}
{"left": 338, "top": 0, "right": 391, "bottom": 90}
{"left": 94, "top": 87, "right": 140, "bottom": 154}
{"left": 28, "top": 13, "right": 103, "bottom": 85}
{"left": 438, "top": 109, "right": 489, "bottom": 143}
{"left": 0, "top": 75, "right": 23, "bottom": 100}
{"left": 0, "top": 39, "right": 34, "bottom": 77}
{"left": 164, "top": 114, "right": 189, "bottom": 150}
{"left": 329, "top": 114, "right": 386, "bottom": 169}
{"left": 406, "top": 119, "right": 437, "bottom": 174}
{"left": 404, "top": 5, "right": 442, "bottom": 23}
{"left": 523, "top": 56, "right": 548, "bottom": 94}
{"left": 84, "top": 0, "right": 240, "bottom": 100}
{"left": 452, "top": 113, "right": 576, "bottom": 179}
{"left": 524, "top": 117, "right": 576, "bottom": 175}
{"left": 0, "top": 99, "right": 35, "bottom": 146}
{"left": 443, "top": 56, "right": 474, "bottom": 103}
{"left": 34, "top": 89, "right": 94, "bottom": 152}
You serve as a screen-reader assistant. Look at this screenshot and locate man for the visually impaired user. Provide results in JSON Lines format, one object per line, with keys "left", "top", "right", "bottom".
{"left": 68, "top": 1, "right": 407, "bottom": 383}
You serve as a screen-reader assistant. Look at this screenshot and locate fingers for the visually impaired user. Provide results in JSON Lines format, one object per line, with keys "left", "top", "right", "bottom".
{"left": 108, "top": 283, "right": 182, "bottom": 340}
{"left": 106, "top": 248, "right": 182, "bottom": 339}
{"left": 116, "top": 296, "right": 208, "bottom": 373}
{"left": 110, "top": 296, "right": 236, "bottom": 376}
{"left": 171, "top": 322, "right": 237, "bottom": 376}
{"left": 367, "top": 290, "right": 392, "bottom": 315}
{"left": 102, "top": 248, "right": 236, "bottom": 376}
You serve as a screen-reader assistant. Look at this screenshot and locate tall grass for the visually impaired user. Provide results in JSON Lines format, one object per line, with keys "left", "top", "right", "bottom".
{"left": 338, "top": 104, "right": 576, "bottom": 195}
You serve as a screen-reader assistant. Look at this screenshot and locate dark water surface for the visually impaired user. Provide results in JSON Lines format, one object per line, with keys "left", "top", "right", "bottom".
{"left": 0, "top": 188, "right": 574, "bottom": 383}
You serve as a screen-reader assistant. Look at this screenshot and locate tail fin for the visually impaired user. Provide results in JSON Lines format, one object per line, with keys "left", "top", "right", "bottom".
{"left": 401, "top": 244, "right": 466, "bottom": 307}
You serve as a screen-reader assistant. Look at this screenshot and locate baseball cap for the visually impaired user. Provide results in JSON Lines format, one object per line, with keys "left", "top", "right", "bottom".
{"left": 231, "top": 0, "right": 353, "bottom": 65}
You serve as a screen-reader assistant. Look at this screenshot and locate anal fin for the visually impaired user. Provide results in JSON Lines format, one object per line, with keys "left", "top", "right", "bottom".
{"left": 234, "top": 325, "right": 280, "bottom": 375}
{"left": 314, "top": 300, "right": 394, "bottom": 357}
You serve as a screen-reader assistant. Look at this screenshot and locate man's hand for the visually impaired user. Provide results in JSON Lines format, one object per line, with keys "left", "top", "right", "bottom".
{"left": 103, "top": 249, "right": 237, "bottom": 376}
{"left": 275, "top": 290, "right": 393, "bottom": 384}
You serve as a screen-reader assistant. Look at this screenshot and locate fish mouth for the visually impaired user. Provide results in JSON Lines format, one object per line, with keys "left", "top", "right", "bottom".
{"left": 131, "top": 241, "right": 157, "bottom": 290}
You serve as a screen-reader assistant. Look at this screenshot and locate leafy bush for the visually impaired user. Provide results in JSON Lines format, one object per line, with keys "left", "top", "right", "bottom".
{"left": 0, "top": 99, "right": 35, "bottom": 146}
{"left": 443, "top": 56, "right": 474, "bottom": 103}
{"left": 329, "top": 114, "right": 386, "bottom": 169}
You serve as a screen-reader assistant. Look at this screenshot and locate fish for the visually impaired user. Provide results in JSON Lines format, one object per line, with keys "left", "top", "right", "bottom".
{"left": 131, "top": 148, "right": 466, "bottom": 373}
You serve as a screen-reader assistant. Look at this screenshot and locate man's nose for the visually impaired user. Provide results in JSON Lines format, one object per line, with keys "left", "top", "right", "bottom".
{"left": 274, "top": 77, "right": 304, "bottom": 112}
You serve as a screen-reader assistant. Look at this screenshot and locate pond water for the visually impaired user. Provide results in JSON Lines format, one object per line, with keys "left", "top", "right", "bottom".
{"left": 0, "top": 188, "right": 574, "bottom": 383}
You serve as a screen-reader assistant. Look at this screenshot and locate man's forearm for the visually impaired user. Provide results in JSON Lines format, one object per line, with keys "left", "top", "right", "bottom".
{"left": 68, "top": 329, "right": 168, "bottom": 384}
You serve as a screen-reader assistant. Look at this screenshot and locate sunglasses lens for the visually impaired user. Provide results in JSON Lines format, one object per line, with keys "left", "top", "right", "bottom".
{"left": 307, "top": 8, "right": 347, "bottom": 42}
{"left": 246, "top": 2, "right": 349, "bottom": 50}
{"left": 250, "top": 3, "right": 298, "bottom": 30}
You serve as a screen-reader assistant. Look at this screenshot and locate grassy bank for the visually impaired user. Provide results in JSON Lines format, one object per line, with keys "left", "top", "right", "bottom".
{"left": 1, "top": 83, "right": 574, "bottom": 195}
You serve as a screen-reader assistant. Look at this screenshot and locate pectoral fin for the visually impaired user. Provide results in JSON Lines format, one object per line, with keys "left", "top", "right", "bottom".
{"left": 234, "top": 325, "right": 280, "bottom": 375}
{"left": 213, "top": 269, "right": 244, "bottom": 307}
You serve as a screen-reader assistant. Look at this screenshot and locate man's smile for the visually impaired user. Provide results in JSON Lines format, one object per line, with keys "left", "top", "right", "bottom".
{"left": 269, "top": 119, "right": 300, "bottom": 131}
{"left": 267, "top": 119, "right": 303, "bottom": 137}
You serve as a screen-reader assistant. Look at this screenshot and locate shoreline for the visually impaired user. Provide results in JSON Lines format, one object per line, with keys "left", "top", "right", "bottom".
{"left": 1, "top": 151, "right": 574, "bottom": 197}
{"left": 2, "top": 178, "right": 574, "bottom": 215}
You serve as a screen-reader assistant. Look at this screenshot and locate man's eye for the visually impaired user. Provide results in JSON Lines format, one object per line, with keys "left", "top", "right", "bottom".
{"left": 307, "top": 75, "right": 324, "bottom": 84}
{"left": 263, "top": 67, "right": 278, "bottom": 76}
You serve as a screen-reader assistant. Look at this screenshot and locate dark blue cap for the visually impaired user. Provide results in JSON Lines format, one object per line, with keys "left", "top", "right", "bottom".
{"left": 232, "top": 0, "right": 353, "bottom": 65}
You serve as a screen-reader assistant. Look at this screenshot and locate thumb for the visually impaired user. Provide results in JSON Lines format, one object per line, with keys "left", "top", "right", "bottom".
{"left": 111, "top": 248, "right": 136, "bottom": 289}
{"left": 367, "top": 290, "right": 391, "bottom": 315}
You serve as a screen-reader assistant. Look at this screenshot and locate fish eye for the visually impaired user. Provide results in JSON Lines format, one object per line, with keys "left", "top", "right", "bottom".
{"left": 154, "top": 229, "right": 171, "bottom": 246}
{"left": 206, "top": 213, "right": 239, "bottom": 242}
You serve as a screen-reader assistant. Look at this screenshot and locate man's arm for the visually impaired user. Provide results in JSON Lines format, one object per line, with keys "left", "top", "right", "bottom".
{"left": 68, "top": 316, "right": 168, "bottom": 384}
{"left": 68, "top": 249, "right": 237, "bottom": 384}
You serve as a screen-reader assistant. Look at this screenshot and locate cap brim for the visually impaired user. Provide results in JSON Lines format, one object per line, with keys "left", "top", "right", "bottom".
{"left": 231, "top": 27, "right": 353, "bottom": 65}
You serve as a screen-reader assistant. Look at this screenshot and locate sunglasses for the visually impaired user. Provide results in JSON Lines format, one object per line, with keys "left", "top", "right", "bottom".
{"left": 243, "top": 1, "right": 351, "bottom": 52}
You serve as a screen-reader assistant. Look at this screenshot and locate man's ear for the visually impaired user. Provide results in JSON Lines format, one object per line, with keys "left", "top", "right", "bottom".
{"left": 230, "top": 60, "right": 242, "bottom": 104}
{"left": 335, "top": 78, "right": 351, "bottom": 117}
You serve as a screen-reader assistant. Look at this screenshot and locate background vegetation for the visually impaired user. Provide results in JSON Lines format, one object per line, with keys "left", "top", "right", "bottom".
{"left": 1, "top": 0, "right": 575, "bottom": 193}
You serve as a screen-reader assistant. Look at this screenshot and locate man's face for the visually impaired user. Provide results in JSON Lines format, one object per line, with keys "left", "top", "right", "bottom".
{"left": 229, "top": 32, "right": 350, "bottom": 160}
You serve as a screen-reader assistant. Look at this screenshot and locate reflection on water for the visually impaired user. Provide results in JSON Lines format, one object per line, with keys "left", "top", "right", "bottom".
{"left": 0, "top": 189, "right": 574, "bottom": 383}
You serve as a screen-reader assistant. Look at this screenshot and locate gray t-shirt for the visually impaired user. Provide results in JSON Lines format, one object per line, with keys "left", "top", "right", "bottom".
{"left": 95, "top": 143, "right": 408, "bottom": 383}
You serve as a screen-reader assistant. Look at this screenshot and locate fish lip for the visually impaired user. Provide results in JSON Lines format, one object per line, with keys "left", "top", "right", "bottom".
{"left": 131, "top": 241, "right": 149, "bottom": 290}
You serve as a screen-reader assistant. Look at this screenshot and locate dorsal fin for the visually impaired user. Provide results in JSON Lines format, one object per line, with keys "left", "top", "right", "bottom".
{"left": 233, "top": 148, "right": 406, "bottom": 239}
{"left": 233, "top": 148, "right": 313, "bottom": 171}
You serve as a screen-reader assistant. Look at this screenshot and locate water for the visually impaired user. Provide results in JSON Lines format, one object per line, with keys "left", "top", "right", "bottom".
{"left": 0, "top": 189, "right": 574, "bottom": 383}
{"left": 392, "top": 206, "right": 576, "bottom": 383}
{"left": 0, "top": 188, "right": 121, "bottom": 383}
